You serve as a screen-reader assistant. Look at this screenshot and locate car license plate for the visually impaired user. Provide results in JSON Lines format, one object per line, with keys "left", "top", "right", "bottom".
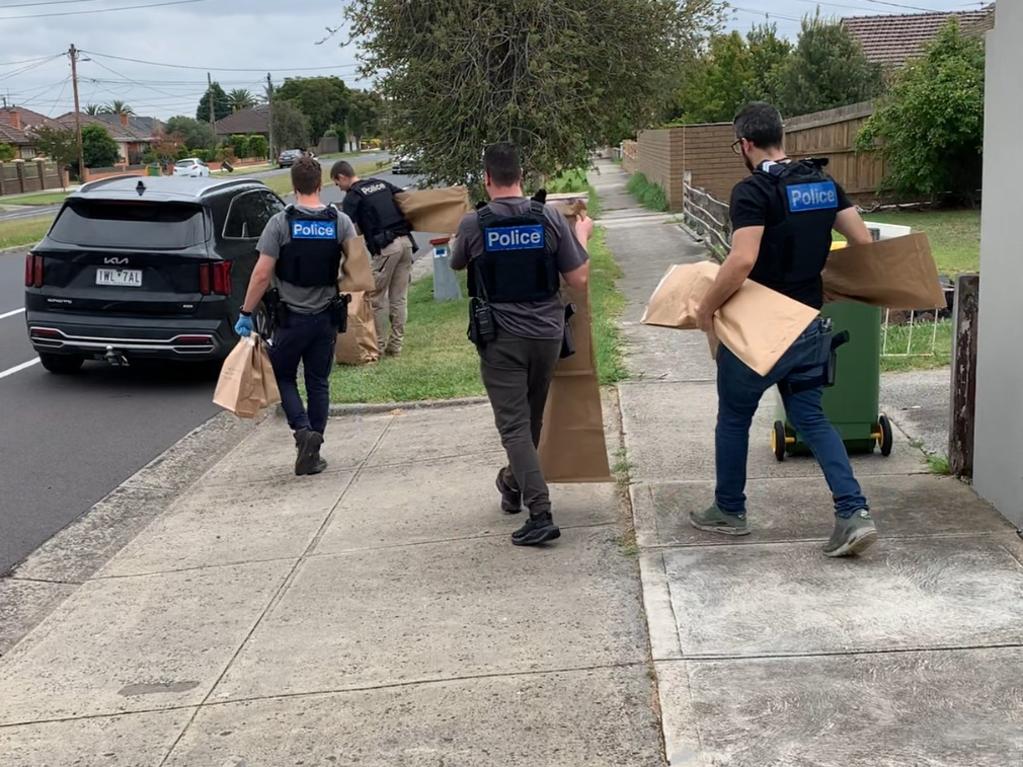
{"left": 96, "top": 268, "right": 142, "bottom": 287}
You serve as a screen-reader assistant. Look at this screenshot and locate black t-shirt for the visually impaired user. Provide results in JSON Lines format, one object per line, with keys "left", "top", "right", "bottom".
{"left": 730, "top": 161, "right": 853, "bottom": 308}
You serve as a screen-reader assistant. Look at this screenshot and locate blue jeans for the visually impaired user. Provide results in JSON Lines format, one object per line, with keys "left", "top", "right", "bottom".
{"left": 268, "top": 309, "right": 336, "bottom": 435}
{"left": 715, "top": 318, "right": 868, "bottom": 518}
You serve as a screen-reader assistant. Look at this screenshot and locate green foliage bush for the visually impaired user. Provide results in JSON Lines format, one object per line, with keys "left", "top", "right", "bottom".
{"left": 626, "top": 173, "right": 668, "bottom": 212}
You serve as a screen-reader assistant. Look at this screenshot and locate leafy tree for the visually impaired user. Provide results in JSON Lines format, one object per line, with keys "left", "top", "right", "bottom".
{"left": 856, "top": 20, "right": 985, "bottom": 205}
{"left": 81, "top": 124, "right": 120, "bottom": 168}
{"left": 248, "top": 134, "right": 268, "bottom": 159}
{"left": 776, "top": 12, "right": 884, "bottom": 117}
{"left": 344, "top": 0, "right": 724, "bottom": 187}
{"left": 272, "top": 100, "right": 310, "bottom": 152}
{"left": 196, "top": 82, "right": 231, "bottom": 123}
{"left": 0, "top": 142, "right": 14, "bottom": 161}
{"left": 103, "top": 100, "right": 133, "bottom": 116}
{"left": 745, "top": 24, "right": 791, "bottom": 107}
{"left": 84, "top": 104, "right": 101, "bottom": 116}
{"left": 164, "top": 115, "right": 216, "bottom": 150}
{"left": 229, "top": 134, "right": 251, "bottom": 158}
{"left": 228, "top": 89, "right": 256, "bottom": 112}
{"left": 275, "top": 76, "right": 350, "bottom": 143}
{"left": 149, "top": 130, "right": 185, "bottom": 165}
{"left": 675, "top": 31, "right": 752, "bottom": 123}
{"left": 29, "top": 125, "right": 78, "bottom": 184}
{"left": 346, "top": 89, "right": 382, "bottom": 147}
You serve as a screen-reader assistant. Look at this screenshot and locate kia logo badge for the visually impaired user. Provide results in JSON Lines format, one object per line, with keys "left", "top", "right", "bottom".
{"left": 103, "top": 257, "right": 129, "bottom": 265}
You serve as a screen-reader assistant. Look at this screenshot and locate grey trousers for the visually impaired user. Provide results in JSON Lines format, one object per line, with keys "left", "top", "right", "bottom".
{"left": 370, "top": 237, "right": 414, "bottom": 354}
{"left": 479, "top": 332, "right": 562, "bottom": 515}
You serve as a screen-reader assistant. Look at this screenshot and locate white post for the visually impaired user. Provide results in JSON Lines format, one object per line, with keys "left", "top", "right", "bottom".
{"left": 974, "top": 3, "right": 1023, "bottom": 527}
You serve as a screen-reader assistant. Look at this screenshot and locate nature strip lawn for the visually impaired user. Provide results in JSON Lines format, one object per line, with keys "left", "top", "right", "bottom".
{"left": 328, "top": 224, "right": 626, "bottom": 404}
{"left": 0, "top": 216, "right": 52, "bottom": 251}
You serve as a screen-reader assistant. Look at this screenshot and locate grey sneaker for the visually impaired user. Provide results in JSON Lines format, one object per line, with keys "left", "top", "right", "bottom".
{"left": 689, "top": 504, "right": 750, "bottom": 536}
{"left": 823, "top": 509, "right": 878, "bottom": 557}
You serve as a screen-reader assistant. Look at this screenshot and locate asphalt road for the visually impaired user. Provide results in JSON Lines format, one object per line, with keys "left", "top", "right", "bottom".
{"left": 0, "top": 164, "right": 420, "bottom": 575}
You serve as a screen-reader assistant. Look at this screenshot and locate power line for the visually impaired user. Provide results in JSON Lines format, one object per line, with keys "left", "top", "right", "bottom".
{"left": 0, "top": 0, "right": 207, "bottom": 20}
{"left": 0, "top": 0, "right": 146, "bottom": 7}
{"left": 0, "top": 53, "right": 62, "bottom": 68}
{"left": 0, "top": 54, "right": 64, "bottom": 83}
{"left": 731, "top": 6, "right": 804, "bottom": 23}
{"left": 82, "top": 49, "right": 360, "bottom": 73}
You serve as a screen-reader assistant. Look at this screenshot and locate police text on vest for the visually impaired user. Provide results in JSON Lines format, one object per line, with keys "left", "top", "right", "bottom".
{"left": 786, "top": 181, "right": 839, "bottom": 213}
{"left": 484, "top": 224, "right": 545, "bottom": 252}
{"left": 291, "top": 220, "right": 337, "bottom": 240}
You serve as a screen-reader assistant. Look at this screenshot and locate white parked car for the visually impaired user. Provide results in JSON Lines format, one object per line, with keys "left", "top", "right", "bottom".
{"left": 173, "top": 158, "right": 210, "bottom": 177}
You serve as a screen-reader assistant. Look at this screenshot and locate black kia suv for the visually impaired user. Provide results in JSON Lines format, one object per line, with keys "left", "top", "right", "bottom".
{"left": 24, "top": 175, "right": 284, "bottom": 373}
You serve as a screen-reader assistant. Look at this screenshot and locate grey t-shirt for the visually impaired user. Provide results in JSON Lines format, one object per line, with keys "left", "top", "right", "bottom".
{"left": 257, "top": 204, "right": 357, "bottom": 314}
{"left": 450, "top": 197, "right": 589, "bottom": 339}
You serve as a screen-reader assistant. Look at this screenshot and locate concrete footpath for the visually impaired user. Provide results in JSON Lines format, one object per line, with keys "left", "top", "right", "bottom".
{"left": 593, "top": 158, "right": 1023, "bottom": 766}
{"left": 0, "top": 398, "right": 664, "bottom": 764}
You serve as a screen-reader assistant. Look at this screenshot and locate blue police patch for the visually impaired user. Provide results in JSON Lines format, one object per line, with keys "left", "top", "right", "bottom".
{"left": 484, "top": 224, "right": 545, "bottom": 252}
{"left": 786, "top": 181, "right": 838, "bottom": 213}
{"left": 291, "top": 219, "right": 337, "bottom": 240}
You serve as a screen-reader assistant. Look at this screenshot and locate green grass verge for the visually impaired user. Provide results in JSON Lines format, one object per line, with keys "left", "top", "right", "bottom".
{"left": 546, "top": 168, "right": 589, "bottom": 194}
{"left": 626, "top": 172, "right": 668, "bottom": 212}
{"left": 836, "top": 209, "right": 980, "bottom": 275}
{"left": 879, "top": 318, "right": 952, "bottom": 373}
{"left": 329, "top": 224, "right": 626, "bottom": 403}
{"left": 0, "top": 215, "right": 52, "bottom": 250}
{"left": 1, "top": 191, "right": 68, "bottom": 206}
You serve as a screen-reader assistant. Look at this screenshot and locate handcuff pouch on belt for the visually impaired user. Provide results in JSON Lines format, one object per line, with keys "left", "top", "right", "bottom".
{"left": 777, "top": 319, "right": 850, "bottom": 396}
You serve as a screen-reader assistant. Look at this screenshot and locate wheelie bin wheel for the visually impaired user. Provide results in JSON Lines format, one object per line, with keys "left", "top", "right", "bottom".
{"left": 772, "top": 421, "right": 787, "bottom": 462}
{"left": 877, "top": 414, "right": 894, "bottom": 457}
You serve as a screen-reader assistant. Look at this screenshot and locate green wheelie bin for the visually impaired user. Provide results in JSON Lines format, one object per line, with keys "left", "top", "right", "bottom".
{"left": 771, "top": 299, "right": 894, "bottom": 461}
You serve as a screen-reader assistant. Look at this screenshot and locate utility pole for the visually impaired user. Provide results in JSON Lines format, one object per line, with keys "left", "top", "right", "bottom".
{"left": 266, "top": 72, "right": 274, "bottom": 161}
{"left": 206, "top": 72, "right": 217, "bottom": 134}
{"left": 69, "top": 44, "right": 85, "bottom": 183}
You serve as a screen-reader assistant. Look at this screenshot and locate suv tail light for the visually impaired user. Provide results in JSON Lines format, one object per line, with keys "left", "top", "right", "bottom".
{"left": 198, "top": 261, "right": 232, "bottom": 296}
{"left": 24, "top": 253, "right": 44, "bottom": 288}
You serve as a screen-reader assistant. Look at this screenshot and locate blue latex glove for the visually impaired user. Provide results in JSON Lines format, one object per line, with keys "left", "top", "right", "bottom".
{"left": 234, "top": 314, "right": 253, "bottom": 337}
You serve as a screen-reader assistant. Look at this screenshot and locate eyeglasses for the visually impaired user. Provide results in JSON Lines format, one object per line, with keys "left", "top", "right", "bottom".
{"left": 731, "top": 139, "right": 743, "bottom": 155}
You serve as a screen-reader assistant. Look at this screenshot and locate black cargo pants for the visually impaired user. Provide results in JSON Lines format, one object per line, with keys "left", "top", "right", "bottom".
{"left": 479, "top": 330, "right": 562, "bottom": 515}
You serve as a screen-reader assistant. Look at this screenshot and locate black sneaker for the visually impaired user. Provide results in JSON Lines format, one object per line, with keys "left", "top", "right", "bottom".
{"left": 308, "top": 457, "right": 328, "bottom": 475}
{"left": 511, "top": 512, "right": 561, "bottom": 546}
{"left": 495, "top": 469, "right": 522, "bottom": 514}
{"left": 295, "top": 429, "right": 324, "bottom": 476}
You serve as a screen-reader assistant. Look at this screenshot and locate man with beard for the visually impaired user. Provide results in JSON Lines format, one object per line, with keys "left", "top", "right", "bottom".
{"left": 689, "top": 102, "right": 879, "bottom": 558}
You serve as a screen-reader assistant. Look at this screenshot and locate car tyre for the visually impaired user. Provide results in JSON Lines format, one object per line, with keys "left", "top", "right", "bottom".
{"left": 39, "top": 353, "right": 84, "bottom": 375}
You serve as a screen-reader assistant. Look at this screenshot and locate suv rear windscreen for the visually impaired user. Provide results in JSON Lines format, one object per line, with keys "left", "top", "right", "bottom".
{"left": 48, "top": 200, "right": 207, "bottom": 250}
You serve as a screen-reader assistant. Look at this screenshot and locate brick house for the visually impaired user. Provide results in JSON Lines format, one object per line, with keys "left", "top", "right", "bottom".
{"left": 54, "top": 112, "right": 161, "bottom": 166}
{"left": 0, "top": 106, "right": 61, "bottom": 159}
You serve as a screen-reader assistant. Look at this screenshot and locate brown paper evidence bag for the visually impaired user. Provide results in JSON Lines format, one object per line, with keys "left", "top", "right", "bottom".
{"left": 641, "top": 233, "right": 946, "bottom": 377}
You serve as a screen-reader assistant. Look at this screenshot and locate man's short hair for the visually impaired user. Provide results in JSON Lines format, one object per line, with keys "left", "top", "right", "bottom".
{"left": 483, "top": 142, "right": 522, "bottom": 186}
{"left": 291, "top": 156, "right": 322, "bottom": 195}
{"left": 734, "top": 102, "right": 785, "bottom": 149}
{"left": 330, "top": 160, "right": 355, "bottom": 179}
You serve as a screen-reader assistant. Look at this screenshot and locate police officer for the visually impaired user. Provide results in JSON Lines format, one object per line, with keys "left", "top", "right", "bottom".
{"left": 690, "top": 102, "right": 878, "bottom": 557}
{"left": 450, "top": 143, "right": 592, "bottom": 546}
{"left": 330, "top": 160, "right": 415, "bottom": 357}
{"left": 236, "top": 156, "right": 357, "bottom": 475}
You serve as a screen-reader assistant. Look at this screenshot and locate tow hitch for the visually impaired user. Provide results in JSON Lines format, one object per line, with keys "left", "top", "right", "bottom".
{"left": 104, "top": 345, "right": 129, "bottom": 367}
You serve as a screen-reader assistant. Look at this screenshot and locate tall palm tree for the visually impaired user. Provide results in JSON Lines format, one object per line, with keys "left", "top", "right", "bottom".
{"left": 103, "top": 100, "right": 134, "bottom": 116}
{"left": 84, "top": 104, "right": 102, "bottom": 115}
{"left": 227, "top": 89, "right": 256, "bottom": 113}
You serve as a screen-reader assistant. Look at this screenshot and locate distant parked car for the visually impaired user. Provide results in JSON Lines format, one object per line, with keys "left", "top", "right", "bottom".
{"left": 173, "top": 158, "right": 210, "bottom": 177}
{"left": 277, "top": 149, "right": 303, "bottom": 168}
{"left": 24, "top": 176, "right": 286, "bottom": 373}
{"left": 391, "top": 153, "right": 421, "bottom": 175}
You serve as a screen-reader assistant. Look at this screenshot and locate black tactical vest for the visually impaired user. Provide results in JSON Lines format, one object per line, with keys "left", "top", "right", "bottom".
{"left": 349, "top": 178, "right": 409, "bottom": 253}
{"left": 276, "top": 206, "right": 342, "bottom": 288}
{"left": 750, "top": 159, "right": 840, "bottom": 309}
{"left": 470, "top": 200, "right": 559, "bottom": 303}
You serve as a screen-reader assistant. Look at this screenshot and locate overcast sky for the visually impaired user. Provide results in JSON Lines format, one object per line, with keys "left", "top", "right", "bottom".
{"left": 0, "top": 0, "right": 986, "bottom": 121}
